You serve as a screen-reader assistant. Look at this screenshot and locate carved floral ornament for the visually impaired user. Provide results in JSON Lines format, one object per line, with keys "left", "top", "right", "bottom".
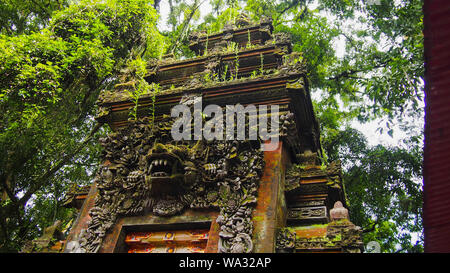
{"left": 72, "top": 99, "right": 296, "bottom": 253}
{"left": 275, "top": 228, "right": 296, "bottom": 252}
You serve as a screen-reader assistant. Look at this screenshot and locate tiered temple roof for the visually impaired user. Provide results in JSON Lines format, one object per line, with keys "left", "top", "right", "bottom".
{"left": 55, "top": 14, "right": 363, "bottom": 254}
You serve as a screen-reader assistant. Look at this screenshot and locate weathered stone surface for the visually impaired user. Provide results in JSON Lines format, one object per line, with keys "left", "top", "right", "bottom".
{"left": 275, "top": 227, "right": 296, "bottom": 252}
{"left": 329, "top": 201, "right": 349, "bottom": 221}
{"left": 276, "top": 220, "right": 363, "bottom": 253}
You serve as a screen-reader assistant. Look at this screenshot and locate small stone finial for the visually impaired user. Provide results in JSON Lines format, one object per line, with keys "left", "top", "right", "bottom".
{"left": 329, "top": 201, "right": 349, "bottom": 221}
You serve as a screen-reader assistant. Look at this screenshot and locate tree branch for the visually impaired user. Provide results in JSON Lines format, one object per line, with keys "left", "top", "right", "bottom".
{"left": 0, "top": 146, "right": 38, "bottom": 203}
{"left": 18, "top": 123, "right": 102, "bottom": 206}
{"left": 362, "top": 219, "right": 379, "bottom": 233}
{"left": 328, "top": 60, "right": 390, "bottom": 82}
{"left": 153, "top": 0, "right": 162, "bottom": 11}
{"left": 29, "top": 0, "right": 51, "bottom": 18}
{"left": 168, "top": 0, "right": 207, "bottom": 54}
{"left": 274, "top": 0, "right": 306, "bottom": 25}
{"left": 0, "top": 173, "right": 18, "bottom": 203}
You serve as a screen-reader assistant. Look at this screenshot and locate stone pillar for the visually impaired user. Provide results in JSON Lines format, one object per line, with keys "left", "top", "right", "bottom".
{"left": 252, "top": 141, "right": 289, "bottom": 252}
{"left": 63, "top": 183, "right": 98, "bottom": 253}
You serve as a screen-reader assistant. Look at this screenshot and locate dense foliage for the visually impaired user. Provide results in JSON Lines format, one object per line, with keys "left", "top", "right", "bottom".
{"left": 0, "top": 0, "right": 165, "bottom": 252}
{"left": 0, "top": 0, "right": 424, "bottom": 252}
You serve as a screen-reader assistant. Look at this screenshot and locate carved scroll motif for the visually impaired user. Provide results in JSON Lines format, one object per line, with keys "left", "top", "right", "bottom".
{"left": 287, "top": 206, "right": 327, "bottom": 221}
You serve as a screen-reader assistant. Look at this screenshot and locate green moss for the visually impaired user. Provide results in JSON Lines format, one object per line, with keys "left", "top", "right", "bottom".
{"left": 286, "top": 82, "right": 304, "bottom": 90}
{"left": 330, "top": 219, "right": 352, "bottom": 226}
{"left": 292, "top": 223, "right": 328, "bottom": 230}
{"left": 252, "top": 216, "right": 264, "bottom": 222}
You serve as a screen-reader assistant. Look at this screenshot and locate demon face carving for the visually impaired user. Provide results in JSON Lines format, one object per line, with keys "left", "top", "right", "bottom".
{"left": 79, "top": 114, "right": 265, "bottom": 253}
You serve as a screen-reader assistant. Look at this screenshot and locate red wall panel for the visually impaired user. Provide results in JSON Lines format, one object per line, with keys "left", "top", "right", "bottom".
{"left": 423, "top": 0, "right": 450, "bottom": 253}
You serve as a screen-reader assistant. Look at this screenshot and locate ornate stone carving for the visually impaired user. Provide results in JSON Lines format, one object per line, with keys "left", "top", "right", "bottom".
{"left": 273, "top": 32, "right": 292, "bottom": 46}
{"left": 326, "top": 161, "right": 343, "bottom": 189}
{"left": 293, "top": 221, "right": 363, "bottom": 253}
{"left": 76, "top": 110, "right": 265, "bottom": 252}
{"left": 65, "top": 229, "right": 87, "bottom": 253}
{"left": 276, "top": 228, "right": 296, "bottom": 253}
{"left": 287, "top": 206, "right": 327, "bottom": 222}
{"left": 285, "top": 161, "right": 344, "bottom": 193}
{"left": 295, "top": 239, "right": 330, "bottom": 250}
{"left": 326, "top": 219, "right": 364, "bottom": 253}
{"left": 293, "top": 200, "right": 325, "bottom": 207}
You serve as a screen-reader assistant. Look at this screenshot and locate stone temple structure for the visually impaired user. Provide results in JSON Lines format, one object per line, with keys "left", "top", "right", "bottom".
{"left": 53, "top": 15, "right": 363, "bottom": 253}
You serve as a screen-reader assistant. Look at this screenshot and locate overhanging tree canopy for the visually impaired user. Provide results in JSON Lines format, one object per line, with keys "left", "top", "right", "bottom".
{"left": 0, "top": 0, "right": 165, "bottom": 252}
